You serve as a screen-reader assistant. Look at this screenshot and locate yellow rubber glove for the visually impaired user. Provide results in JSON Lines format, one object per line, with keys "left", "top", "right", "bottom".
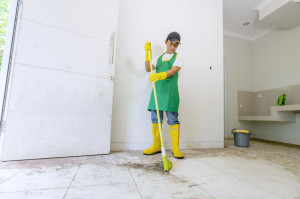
{"left": 144, "top": 41, "right": 152, "bottom": 61}
{"left": 149, "top": 72, "right": 167, "bottom": 83}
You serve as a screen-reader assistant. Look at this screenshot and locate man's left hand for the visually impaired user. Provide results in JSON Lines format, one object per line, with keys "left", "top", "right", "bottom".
{"left": 149, "top": 72, "right": 167, "bottom": 83}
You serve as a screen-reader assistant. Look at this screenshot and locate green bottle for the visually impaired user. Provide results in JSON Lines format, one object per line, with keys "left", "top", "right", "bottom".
{"left": 276, "top": 94, "right": 286, "bottom": 106}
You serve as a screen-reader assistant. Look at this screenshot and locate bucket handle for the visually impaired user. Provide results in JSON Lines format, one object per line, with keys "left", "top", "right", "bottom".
{"left": 231, "top": 128, "right": 252, "bottom": 135}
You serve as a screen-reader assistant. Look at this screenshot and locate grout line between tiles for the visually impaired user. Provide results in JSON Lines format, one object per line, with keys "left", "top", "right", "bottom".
{"left": 185, "top": 175, "right": 219, "bottom": 199}
{"left": 196, "top": 158, "right": 284, "bottom": 199}
{"left": 0, "top": 161, "right": 31, "bottom": 186}
{"left": 62, "top": 165, "right": 81, "bottom": 199}
{"left": 174, "top": 162, "right": 220, "bottom": 199}
{"left": 0, "top": 187, "right": 69, "bottom": 194}
{"left": 197, "top": 186, "right": 217, "bottom": 199}
{"left": 127, "top": 167, "right": 142, "bottom": 199}
{"left": 229, "top": 173, "right": 285, "bottom": 199}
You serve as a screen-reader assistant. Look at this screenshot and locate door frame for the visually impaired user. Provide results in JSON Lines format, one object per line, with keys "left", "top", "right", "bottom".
{"left": 0, "top": 0, "right": 22, "bottom": 136}
{"left": 223, "top": 57, "right": 228, "bottom": 139}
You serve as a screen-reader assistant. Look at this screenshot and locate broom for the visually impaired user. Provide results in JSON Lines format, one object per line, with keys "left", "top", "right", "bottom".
{"left": 147, "top": 43, "right": 172, "bottom": 172}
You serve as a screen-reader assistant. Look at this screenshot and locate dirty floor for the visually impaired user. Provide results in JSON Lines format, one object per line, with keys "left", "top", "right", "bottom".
{"left": 0, "top": 139, "right": 300, "bottom": 199}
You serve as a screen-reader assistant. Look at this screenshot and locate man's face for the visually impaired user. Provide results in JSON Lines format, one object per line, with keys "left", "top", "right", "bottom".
{"left": 165, "top": 40, "right": 180, "bottom": 53}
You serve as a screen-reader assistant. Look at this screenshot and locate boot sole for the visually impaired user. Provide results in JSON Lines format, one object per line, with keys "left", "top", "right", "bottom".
{"left": 172, "top": 152, "right": 184, "bottom": 159}
{"left": 143, "top": 151, "right": 161, "bottom": 155}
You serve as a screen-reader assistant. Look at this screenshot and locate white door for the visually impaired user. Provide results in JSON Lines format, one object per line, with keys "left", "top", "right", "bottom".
{"left": 0, "top": 0, "right": 119, "bottom": 161}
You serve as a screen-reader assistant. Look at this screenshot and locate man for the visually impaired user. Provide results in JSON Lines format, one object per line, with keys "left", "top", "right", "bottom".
{"left": 143, "top": 32, "right": 184, "bottom": 159}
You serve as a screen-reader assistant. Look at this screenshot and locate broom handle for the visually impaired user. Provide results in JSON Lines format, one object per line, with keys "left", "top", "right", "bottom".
{"left": 147, "top": 49, "right": 165, "bottom": 148}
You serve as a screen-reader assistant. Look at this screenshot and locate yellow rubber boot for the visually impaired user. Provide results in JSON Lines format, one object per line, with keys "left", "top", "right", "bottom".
{"left": 170, "top": 124, "right": 184, "bottom": 159}
{"left": 143, "top": 123, "right": 161, "bottom": 155}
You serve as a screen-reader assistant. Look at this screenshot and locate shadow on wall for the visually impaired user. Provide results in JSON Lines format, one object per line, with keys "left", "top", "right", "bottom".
{"left": 152, "top": 44, "right": 165, "bottom": 61}
{"left": 125, "top": 58, "right": 145, "bottom": 78}
{"left": 124, "top": 44, "right": 164, "bottom": 78}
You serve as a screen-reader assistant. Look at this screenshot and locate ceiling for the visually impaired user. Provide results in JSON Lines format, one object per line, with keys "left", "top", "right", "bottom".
{"left": 223, "top": 0, "right": 277, "bottom": 40}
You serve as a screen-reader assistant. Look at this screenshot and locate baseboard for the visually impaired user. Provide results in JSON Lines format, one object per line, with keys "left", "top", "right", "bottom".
{"left": 255, "top": 135, "right": 300, "bottom": 145}
{"left": 110, "top": 141, "right": 224, "bottom": 151}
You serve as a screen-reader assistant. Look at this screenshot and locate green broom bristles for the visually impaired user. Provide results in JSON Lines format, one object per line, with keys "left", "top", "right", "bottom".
{"left": 161, "top": 147, "right": 172, "bottom": 172}
{"left": 163, "top": 155, "right": 172, "bottom": 171}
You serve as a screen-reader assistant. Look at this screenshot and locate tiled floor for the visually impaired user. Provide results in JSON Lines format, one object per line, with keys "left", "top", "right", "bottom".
{"left": 0, "top": 139, "right": 300, "bottom": 199}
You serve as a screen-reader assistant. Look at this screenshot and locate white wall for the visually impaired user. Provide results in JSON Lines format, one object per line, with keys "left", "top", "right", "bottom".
{"left": 253, "top": 27, "right": 300, "bottom": 91}
{"left": 111, "top": 0, "right": 224, "bottom": 150}
{"left": 252, "top": 27, "right": 300, "bottom": 144}
{"left": 223, "top": 35, "right": 254, "bottom": 138}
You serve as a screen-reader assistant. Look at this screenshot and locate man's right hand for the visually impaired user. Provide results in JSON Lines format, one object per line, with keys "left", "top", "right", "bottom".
{"left": 144, "top": 41, "right": 152, "bottom": 61}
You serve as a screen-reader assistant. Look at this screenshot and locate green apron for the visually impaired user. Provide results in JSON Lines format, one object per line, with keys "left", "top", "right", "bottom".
{"left": 148, "top": 52, "right": 180, "bottom": 113}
